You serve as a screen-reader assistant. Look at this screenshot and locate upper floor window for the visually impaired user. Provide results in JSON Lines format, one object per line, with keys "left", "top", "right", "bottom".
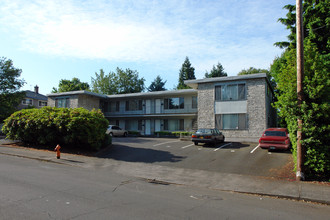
{"left": 22, "top": 98, "right": 33, "bottom": 105}
{"left": 125, "top": 100, "right": 142, "bottom": 111}
{"left": 109, "top": 101, "right": 120, "bottom": 112}
{"left": 56, "top": 98, "right": 70, "bottom": 108}
{"left": 192, "top": 96, "right": 197, "bottom": 109}
{"left": 164, "top": 97, "right": 184, "bottom": 109}
{"left": 215, "top": 84, "right": 246, "bottom": 101}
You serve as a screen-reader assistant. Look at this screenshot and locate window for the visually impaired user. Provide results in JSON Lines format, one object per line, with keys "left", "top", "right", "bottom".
{"left": 56, "top": 98, "right": 70, "bottom": 108}
{"left": 109, "top": 101, "right": 120, "bottom": 112}
{"left": 164, "top": 97, "right": 184, "bottom": 109}
{"left": 125, "top": 100, "right": 142, "bottom": 111}
{"left": 163, "top": 119, "right": 184, "bottom": 131}
{"left": 116, "top": 101, "right": 120, "bottom": 111}
{"left": 22, "top": 98, "right": 33, "bottom": 105}
{"left": 215, "top": 114, "right": 247, "bottom": 130}
{"left": 215, "top": 84, "right": 246, "bottom": 101}
{"left": 192, "top": 96, "right": 197, "bottom": 109}
{"left": 39, "top": 101, "right": 47, "bottom": 107}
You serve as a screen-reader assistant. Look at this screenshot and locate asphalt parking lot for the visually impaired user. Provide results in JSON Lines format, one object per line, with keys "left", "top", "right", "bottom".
{"left": 101, "top": 137, "right": 293, "bottom": 178}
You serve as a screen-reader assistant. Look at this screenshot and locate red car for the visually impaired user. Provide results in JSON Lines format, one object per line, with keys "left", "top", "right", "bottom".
{"left": 259, "top": 128, "right": 291, "bottom": 150}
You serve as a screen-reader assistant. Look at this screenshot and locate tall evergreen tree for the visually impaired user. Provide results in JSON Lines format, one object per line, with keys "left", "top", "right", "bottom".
{"left": 148, "top": 75, "right": 167, "bottom": 92}
{"left": 205, "top": 62, "right": 227, "bottom": 78}
{"left": 177, "top": 57, "right": 196, "bottom": 89}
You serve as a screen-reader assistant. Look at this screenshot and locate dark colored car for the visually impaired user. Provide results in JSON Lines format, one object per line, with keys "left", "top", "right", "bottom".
{"left": 259, "top": 128, "right": 291, "bottom": 150}
{"left": 192, "top": 128, "right": 225, "bottom": 146}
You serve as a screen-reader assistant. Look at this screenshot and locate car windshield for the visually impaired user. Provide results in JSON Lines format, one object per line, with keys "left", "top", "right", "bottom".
{"left": 264, "top": 131, "right": 286, "bottom": 137}
{"left": 196, "top": 129, "right": 212, "bottom": 134}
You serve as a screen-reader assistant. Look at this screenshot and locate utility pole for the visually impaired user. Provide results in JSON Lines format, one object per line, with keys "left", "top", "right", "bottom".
{"left": 296, "top": 0, "right": 304, "bottom": 181}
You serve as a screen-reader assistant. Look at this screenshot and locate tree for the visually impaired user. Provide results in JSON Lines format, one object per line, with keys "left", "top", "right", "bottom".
{"left": 148, "top": 75, "right": 167, "bottom": 92}
{"left": 0, "top": 57, "right": 25, "bottom": 122}
{"left": 91, "top": 68, "right": 145, "bottom": 95}
{"left": 274, "top": 0, "right": 329, "bottom": 55}
{"left": 91, "top": 69, "right": 118, "bottom": 95}
{"left": 52, "top": 77, "right": 90, "bottom": 93}
{"left": 237, "top": 67, "right": 269, "bottom": 75}
{"left": 271, "top": 0, "right": 330, "bottom": 180}
{"left": 205, "top": 62, "right": 227, "bottom": 78}
{"left": 177, "top": 57, "right": 196, "bottom": 89}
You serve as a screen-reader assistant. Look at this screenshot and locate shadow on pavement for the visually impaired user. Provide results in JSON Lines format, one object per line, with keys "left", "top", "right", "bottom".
{"left": 96, "top": 144, "right": 186, "bottom": 163}
{"left": 201, "top": 142, "right": 251, "bottom": 149}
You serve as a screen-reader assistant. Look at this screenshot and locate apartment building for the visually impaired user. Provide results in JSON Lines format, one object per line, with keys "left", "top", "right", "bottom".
{"left": 47, "top": 73, "right": 275, "bottom": 140}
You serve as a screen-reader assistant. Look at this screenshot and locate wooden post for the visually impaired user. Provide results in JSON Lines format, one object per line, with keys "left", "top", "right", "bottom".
{"left": 296, "top": 0, "right": 304, "bottom": 181}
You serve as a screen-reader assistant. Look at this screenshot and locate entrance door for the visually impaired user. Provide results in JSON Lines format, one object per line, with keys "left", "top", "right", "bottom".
{"left": 155, "top": 99, "right": 161, "bottom": 113}
{"left": 145, "top": 120, "right": 151, "bottom": 135}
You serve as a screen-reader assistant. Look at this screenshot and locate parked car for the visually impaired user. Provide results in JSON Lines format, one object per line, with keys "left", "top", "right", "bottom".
{"left": 259, "top": 128, "right": 291, "bottom": 150}
{"left": 106, "top": 125, "right": 128, "bottom": 137}
{"left": 192, "top": 128, "right": 225, "bottom": 146}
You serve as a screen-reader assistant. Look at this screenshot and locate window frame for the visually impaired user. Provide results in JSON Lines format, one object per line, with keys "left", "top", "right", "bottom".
{"left": 215, "top": 83, "right": 246, "bottom": 101}
{"left": 215, "top": 114, "right": 247, "bottom": 130}
{"left": 22, "top": 98, "right": 33, "bottom": 105}
{"left": 164, "top": 97, "right": 184, "bottom": 110}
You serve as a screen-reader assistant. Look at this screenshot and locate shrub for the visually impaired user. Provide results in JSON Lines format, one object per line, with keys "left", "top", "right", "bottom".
{"left": 2, "top": 107, "right": 109, "bottom": 150}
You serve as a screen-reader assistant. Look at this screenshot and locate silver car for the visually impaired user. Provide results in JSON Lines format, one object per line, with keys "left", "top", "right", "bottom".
{"left": 106, "top": 125, "right": 128, "bottom": 137}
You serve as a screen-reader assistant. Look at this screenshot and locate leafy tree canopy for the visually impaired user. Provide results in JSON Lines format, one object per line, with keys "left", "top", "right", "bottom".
{"left": 270, "top": 0, "right": 330, "bottom": 179}
{"left": 0, "top": 57, "right": 25, "bottom": 122}
{"left": 177, "top": 57, "right": 196, "bottom": 89}
{"left": 91, "top": 68, "right": 145, "bottom": 95}
{"left": 52, "top": 77, "right": 90, "bottom": 93}
{"left": 148, "top": 75, "right": 167, "bottom": 92}
{"left": 205, "top": 62, "right": 227, "bottom": 78}
{"left": 274, "top": 0, "right": 330, "bottom": 54}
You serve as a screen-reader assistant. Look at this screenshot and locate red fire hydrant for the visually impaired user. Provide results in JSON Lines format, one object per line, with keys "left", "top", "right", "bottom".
{"left": 54, "top": 144, "right": 61, "bottom": 159}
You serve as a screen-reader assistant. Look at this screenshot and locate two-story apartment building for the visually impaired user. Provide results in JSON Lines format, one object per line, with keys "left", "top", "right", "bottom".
{"left": 48, "top": 89, "right": 198, "bottom": 135}
{"left": 47, "top": 73, "right": 276, "bottom": 140}
{"left": 185, "top": 73, "right": 276, "bottom": 139}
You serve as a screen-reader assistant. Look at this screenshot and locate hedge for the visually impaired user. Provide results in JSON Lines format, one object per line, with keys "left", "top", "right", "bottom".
{"left": 1, "top": 107, "right": 109, "bottom": 150}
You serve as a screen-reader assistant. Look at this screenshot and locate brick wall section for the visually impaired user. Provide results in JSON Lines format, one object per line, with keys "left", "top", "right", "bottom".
{"left": 77, "top": 95, "right": 100, "bottom": 111}
{"left": 48, "top": 95, "right": 100, "bottom": 111}
{"left": 245, "top": 78, "right": 267, "bottom": 139}
{"left": 197, "top": 83, "right": 215, "bottom": 128}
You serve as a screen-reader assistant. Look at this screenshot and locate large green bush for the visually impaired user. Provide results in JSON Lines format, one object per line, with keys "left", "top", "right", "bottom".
{"left": 271, "top": 41, "right": 330, "bottom": 180}
{"left": 2, "top": 107, "right": 109, "bottom": 150}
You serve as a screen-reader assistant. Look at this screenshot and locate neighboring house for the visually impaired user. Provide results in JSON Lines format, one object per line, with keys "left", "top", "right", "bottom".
{"left": 17, "top": 86, "right": 48, "bottom": 110}
{"left": 185, "top": 73, "right": 276, "bottom": 140}
{"left": 47, "top": 73, "right": 276, "bottom": 140}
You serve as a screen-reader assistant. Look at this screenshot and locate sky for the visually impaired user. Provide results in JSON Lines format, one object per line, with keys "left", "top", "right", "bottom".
{"left": 0, "top": 0, "right": 293, "bottom": 95}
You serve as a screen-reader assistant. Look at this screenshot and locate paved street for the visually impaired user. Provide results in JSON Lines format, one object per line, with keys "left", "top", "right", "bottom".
{"left": 1, "top": 152, "right": 329, "bottom": 220}
{"left": 102, "top": 137, "right": 293, "bottom": 178}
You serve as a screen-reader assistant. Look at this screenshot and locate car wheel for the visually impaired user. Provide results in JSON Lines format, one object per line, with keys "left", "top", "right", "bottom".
{"left": 194, "top": 142, "right": 198, "bottom": 146}
{"left": 123, "top": 132, "right": 128, "bottom": 137}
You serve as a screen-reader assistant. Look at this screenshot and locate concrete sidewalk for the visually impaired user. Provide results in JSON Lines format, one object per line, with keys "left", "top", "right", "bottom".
{"left": 0, "top": 141, "right": 329, "bottom": 205}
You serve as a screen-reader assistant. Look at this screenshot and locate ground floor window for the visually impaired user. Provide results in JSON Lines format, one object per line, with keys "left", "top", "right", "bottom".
{"left": 215, "top": 114, "right": 247, "bottom": 130}
{"left": 164, "top": 119, "right": 184, "bottom": 131}
{"left": 22, "top": 98, "right": 33, "bottom": 105}
{"left": 39, "top": 101, "right": 47, "bottom": 107}
{"left": 55, "top": 98, "right": 70, "bottom": 108}
{"left": 125, "top": 119, "right": 143, "bottom": 131}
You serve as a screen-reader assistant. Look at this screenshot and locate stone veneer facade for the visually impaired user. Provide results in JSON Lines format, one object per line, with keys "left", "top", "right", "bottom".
{"left": 196, "top": 77, "right": 272, "bottom": 140}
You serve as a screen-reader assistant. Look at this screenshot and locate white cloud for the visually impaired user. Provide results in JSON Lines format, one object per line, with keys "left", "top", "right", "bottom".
{"left": 0, "top": 0, "right": 289, "bottom": 75}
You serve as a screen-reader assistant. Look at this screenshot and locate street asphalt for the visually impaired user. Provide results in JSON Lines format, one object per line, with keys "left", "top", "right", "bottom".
{"left": 0, "top": 138, "right": 329, "bottom": 205}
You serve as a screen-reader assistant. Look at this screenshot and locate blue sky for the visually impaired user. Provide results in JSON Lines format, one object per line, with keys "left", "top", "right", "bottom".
{"left": 0, "top": 0, "right": 292, "bottom": 95}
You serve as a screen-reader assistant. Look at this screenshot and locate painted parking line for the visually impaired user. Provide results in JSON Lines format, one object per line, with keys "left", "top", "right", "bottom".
{"left": 250, "top": 145, "right": 260, "bottom": 154}
{"left": 182, "top": 144, "right": 194, "bottom": 149}
{"left": 153, "top": 140, "right": 181, "bottom": 147}
{"left": 214, "top": 143, "right": 232, "bottom": 151}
